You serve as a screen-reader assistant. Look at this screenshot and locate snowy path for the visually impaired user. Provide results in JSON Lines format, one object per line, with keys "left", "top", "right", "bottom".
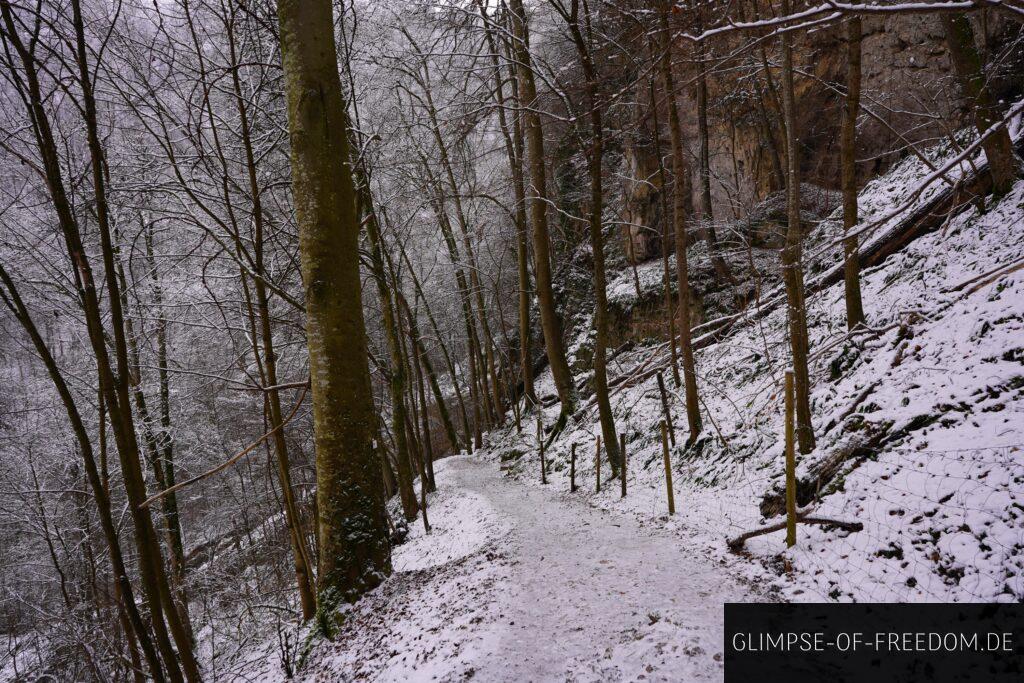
{"left": 288, "top": 454, "right": 765, "bottom": 682}
{"left": 446, "top": 454, "right": 764, "bottom": 681}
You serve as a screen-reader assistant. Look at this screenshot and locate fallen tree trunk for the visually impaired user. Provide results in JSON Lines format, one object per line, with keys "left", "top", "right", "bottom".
{"left": 759, "top": 404, "right": 949, "bottom": 518}
{"left": 728, "top": 514, "right": 864, "bottom": 551}
{"left": 759, "top": 427, "right": 886, "bottom": 518}
{"left": 683, "top": 127, "right": 1024, "bottom": 363}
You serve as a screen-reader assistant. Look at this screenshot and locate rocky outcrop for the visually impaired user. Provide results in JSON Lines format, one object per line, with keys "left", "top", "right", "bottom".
{"left": 615, "top": 13, "right": 1023, "bottom": 249}
{"left": 739, "top": 183, "right": 841, "bottom": 248}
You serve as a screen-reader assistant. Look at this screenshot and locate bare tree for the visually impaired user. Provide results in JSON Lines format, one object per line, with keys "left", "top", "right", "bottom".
{"left": 509, "top": 0, "right": 578, "bottom": 432}
{"left": 550, "top": 0, "right": 620, "bottom": 469}
{"left": 276, "top": 0, "right": 391, "bottom": 601}
{"left": 840, "top": 16, "right": 866, "bottom": 331}
{"left": 657, "top": 0, "right": 703, "bottom": 445}
{"left": 779, "top": 0, "right": 816, "bottom": 454}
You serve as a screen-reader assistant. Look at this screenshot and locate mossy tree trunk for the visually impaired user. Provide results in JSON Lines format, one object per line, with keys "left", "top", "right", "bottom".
{"left": 277, "top": 0, "right": 391, "bottom": 600}
{"left": 225, "top": 9, "right": 318, "bottom": 620}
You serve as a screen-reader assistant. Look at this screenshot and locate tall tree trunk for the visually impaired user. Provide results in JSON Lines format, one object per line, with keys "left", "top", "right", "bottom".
{"left": 509, "top": 0, "right": 577, "bottom": 431}
{"left": 219, "top": 6, "right": 319, "bottom": 618}
{"left": 561, "top": 0, "right": 619, "bottom": 471}
{"left": 225, "top": 10, "right": 319, "bottom": 619}
{"left": 512, "top": 118, "right": 538, "bottom": 410}
{"left": 779, "top": 0, "right": 816, "bottom": 454}
{"left": 941, "top": 12, "right": 1018, "bottom": 196}
{"left": 840, "top": 16, "right": 866, "bottom": 331}
{"left": 658, "top": 1, "right": 703, "bottom": 444}
{"left": 694, "top": 36, "right": 735, "bottom": 285}
{"left": 409, "top": 318, "right": 437, "bottom": 491}
{"left": 481, "top": 3, "right": 538, "bottom": 410}
{"left": 360, "top": 180, "right": 420, "bottom": 522}
{"left": 277, "top": 0, "right": 391, "bottom": 600}
{"left": 645, "top": 54, "right": 682, "bottom": 388}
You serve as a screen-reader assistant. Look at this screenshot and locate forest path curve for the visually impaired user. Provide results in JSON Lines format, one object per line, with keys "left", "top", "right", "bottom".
{"left": 446, "top": 454, "right": 764, "bottom": 682}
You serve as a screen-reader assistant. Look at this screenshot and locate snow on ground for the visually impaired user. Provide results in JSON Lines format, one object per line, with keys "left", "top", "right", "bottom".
{"left": 237, "top": 455, "right": 764, "bottom": 681}
{"left": 230, "top": 458, "right": 512, "bottom": 682}
{"left": 488, "top": 145, "right": 1024, "bottom": 605}
{"left": 392, "top": 474, "right": 510, "bottom": 572}
{"left": 607, "top": 255, "right": 671, "bottom": 311}
{"left": 39, "top": 129, "right": 1017, "bottom": 683}
{"left": 447, "top": 457, "right": 765, "bottom": 681}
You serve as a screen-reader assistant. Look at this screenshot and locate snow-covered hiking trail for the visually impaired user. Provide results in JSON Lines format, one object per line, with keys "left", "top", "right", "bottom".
{"left": 447, "top": 455, "right": 765, "bottom": 682}
{"left": 279, "top": 454, "right": 767, "bottom": 682}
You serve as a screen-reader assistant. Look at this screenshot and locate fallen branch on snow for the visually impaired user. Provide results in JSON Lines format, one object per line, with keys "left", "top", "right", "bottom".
{"left": 943, "top": 256, "right": 1024, "bottom": 295}
{"left": 727, "top": 514, "right": 864, "bottom": 551}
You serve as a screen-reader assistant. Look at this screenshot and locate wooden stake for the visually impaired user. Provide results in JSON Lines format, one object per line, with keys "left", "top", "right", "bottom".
{"left": 513, "top": 393, "right": 521, "bottom": 432}
{"left": 570, "top": 443, "right": 577, "bottom": 492}
{"left": 656, "top": 371, "right": 676, "bottom": 447}
{"left": 619, "top": 432, "right": 627, "bottom": 498}
{"left": 661, "top": 420, "right": 675, "bottom": 515}
{"left": 419, "top": 472, "right": 431, "bottom": 535}
{"left": 538, "top": 418, "right": 547, "bottom": 485}
{"left": 595, "top": 436, "right": 601, "bottom": 493}
{"left": 784, "top": 370, "right": 797, "bottom": 548}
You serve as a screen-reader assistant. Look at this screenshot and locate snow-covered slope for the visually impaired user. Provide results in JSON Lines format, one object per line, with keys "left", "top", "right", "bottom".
{"left": 487, "top": 142, "right": 1024, "bottom": 604}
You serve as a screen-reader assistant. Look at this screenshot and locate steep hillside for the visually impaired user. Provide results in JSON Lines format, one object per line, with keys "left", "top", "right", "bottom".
{"left": 489, "top": 130, "right": 1024, "bottom": 604}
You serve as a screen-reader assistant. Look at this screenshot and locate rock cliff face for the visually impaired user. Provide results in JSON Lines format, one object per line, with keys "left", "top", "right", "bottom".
{"left": 539, "top": 9, "right": 1022, "bottom": 357}
{"left": 615, "top": 13, "right": 1023, "bottom": 265}
{"left": 620, "top": 134, "right": 665, "bottom": 263}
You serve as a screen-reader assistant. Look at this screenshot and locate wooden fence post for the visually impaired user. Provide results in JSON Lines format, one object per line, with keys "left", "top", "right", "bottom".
{"left": 661, "top": 420, "right": 675, "bottom": 515}
{"left": 570, "top": 443, "right": 577, "bottom": 492}
{"left": 595, "top": 436, "right": 601, "bottom": 493}
{"left": 538, "top": 418, "right": 547, "bottom": 485}
{"left": 784, "top": 370, "right": 797, "bottom": 548}
{"left": 657, "top": 371, "right": 677, "bottom": 447}
{"left": 619, "top": 432, "right": 627, "bottom": 498}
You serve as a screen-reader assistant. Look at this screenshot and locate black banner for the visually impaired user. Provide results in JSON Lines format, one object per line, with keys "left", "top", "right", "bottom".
{"left": 725, "top": 603, "right": 1024, "bottom": 682}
